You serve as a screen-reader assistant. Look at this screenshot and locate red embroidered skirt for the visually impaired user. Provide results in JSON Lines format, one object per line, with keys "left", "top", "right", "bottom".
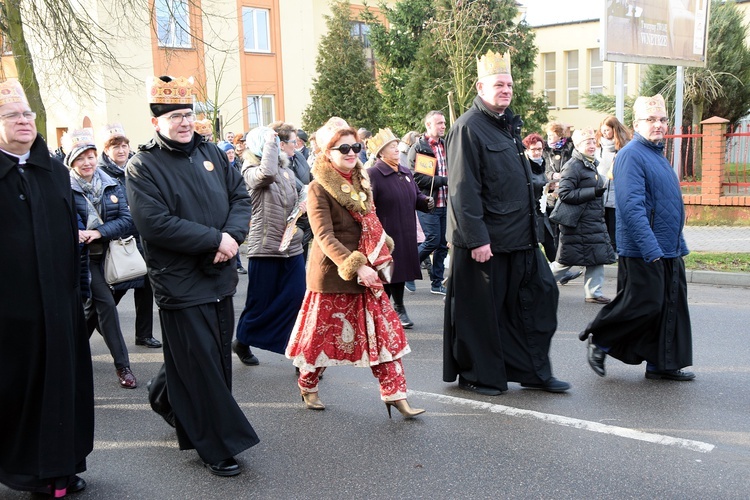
{"left": 286, "top": 289, "right": 410, "bottom": 371}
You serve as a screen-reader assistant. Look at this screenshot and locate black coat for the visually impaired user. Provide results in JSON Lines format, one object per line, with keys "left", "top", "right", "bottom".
{"left": 556, "top": 150, "right": 616, "bottom": 266}
{"left": 126, "top": 133, "right": 252, "bottom": 309}
{"left": 407, "top": 135, "right": 448, "bottom": 197}
{"left": 0, "top": 135, "right": 94, "bottom": 491}
{"left": 446, "top": 96, "right": 538, "bottom": 253}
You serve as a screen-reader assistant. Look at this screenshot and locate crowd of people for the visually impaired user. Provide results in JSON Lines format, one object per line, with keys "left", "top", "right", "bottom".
{"left": 2, "top": 47, "right": 695, "bottom": 496}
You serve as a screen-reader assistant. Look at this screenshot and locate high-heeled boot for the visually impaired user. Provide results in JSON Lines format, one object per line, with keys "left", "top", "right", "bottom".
{"left": 301, "top": 391, "right": 325, "bottom": 410}
{"left": 385, "top": 399, "right": 425, "bottom": 419}
{"left": 393, "top": 304, "right": 413, "bottom": 329}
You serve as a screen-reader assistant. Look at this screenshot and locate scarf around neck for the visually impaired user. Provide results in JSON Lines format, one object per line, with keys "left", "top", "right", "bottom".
{"left": 72, "top": 168, "right": 105, "bottom": 229}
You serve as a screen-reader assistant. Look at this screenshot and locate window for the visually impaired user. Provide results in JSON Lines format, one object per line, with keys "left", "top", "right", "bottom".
{"left": 350, "top": 21, "right": 374, "bottom": 71}
{"left": 242, "top": 7, "right": 271, "bottom": 53}
{"left": 543, "top": 52, "right": 556, "bottom": 108}
{"left": 155, "top": 0, "right": 191, "bottom": 48}
{"left": 247, "top": 95, "right": 274, "bottom": 129}
{"left": 589, "top": 48, "right": 603, "bottom": 95}
{"left": 566, "top": 50, "right": 578, "bottom": 107}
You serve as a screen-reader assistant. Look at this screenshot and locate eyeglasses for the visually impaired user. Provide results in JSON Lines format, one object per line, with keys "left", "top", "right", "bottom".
{"left": 282, "top": 139, "right": 296, "bottom": 144}
{"left": 166, "top": 112, "right": 197, "bottom": 124}
{"left": 639, "top": 117, "right": 669, "bottom": 125}
{"left": 529, "top": 147, "right": 544, "bottom": 152}
{"left": 329, "top": 143, "right": 363, "bottom": 154}
{"left": 0, "top": 111, "right": 36, "bottom": 122}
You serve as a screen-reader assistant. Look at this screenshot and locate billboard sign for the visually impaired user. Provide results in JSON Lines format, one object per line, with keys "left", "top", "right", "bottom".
{"left": 602, "top": 0, "right": 710, "bottom": 67}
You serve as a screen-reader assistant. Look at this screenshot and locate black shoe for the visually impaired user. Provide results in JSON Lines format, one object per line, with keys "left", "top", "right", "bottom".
{"left": 458, "top": 376, "right": 504, "bottom": 396}
{"left": 520, "top": 377, "right": 571, "bottom": 393}
{"left": 205, "top": 457, "right": 241, "bottom": 477}
{"left": 559, "top": 269, "right": 583, "bottom": 285}
{"left": 645, "top": 369, "right": 696, "bottom": 381}
{"left": 67, "top": 475, "right": 86, "bottom": 494}
{"left": 237, "top": 266, "right": 247, "bottom": 275}
{"left": 232, "top": 340, "right": 259, "bottom": 366}
{"left": 585, "top": 296, "right": 612, "bottom": 304}
{"left": 135, "top": 336, "right": 162, "bottom": 348}
{"left": 393, "top": 304, "right": 413, "bottom": 329}
{"left": 587, "top": 335, "right": 606, "bottom": 377}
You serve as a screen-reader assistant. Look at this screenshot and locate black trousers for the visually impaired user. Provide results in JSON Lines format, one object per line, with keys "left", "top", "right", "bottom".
{"left": 85, "top": 256, "right": 130, "bottom": 369}
{"left": 148, "top": 298, "right": 259, "bottom": 463}
{"left": 113, "top": 276, "right": 154, "bottom": 340}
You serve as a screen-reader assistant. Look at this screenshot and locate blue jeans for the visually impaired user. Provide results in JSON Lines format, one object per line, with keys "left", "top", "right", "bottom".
{"left": 417, "top": 207, "right": 448, "bottom": 288}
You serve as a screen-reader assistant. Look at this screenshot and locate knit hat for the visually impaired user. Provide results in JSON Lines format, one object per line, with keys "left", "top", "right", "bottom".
{"left": 147, "top": 75, "right": 195, "bottom": 117}
{"left": 217, "top": 140, "right": 234, "bottom": 153}
{"left": 64, "top": 128, "right": 97, "bottom": 168}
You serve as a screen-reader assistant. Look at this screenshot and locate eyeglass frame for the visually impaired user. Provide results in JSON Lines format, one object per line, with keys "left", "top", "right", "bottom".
{"left": 637, "top": 116, "right": 669, "bottom": 125}
{"left": 164, "top": 112, "right": 197, "bottom": 124}
{"left": 0, "top": 111, "right": 36, "bottom": 122}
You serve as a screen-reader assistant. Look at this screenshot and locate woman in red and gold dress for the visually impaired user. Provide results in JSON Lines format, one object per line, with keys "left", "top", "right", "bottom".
{"left": 285, "top": 117, "right": 424, "bottom": 419}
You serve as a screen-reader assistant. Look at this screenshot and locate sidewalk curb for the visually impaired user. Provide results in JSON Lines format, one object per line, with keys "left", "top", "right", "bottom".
{"left": 603, "top": 265, "right": 750, "bottom": 288}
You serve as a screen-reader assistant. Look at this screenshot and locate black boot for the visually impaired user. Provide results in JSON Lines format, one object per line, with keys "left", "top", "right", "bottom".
{"left": 393, "top": 304, "right": 413, "bottom": 329}
{"left": 232, "top": 339, "right": 259, "bottom": 365}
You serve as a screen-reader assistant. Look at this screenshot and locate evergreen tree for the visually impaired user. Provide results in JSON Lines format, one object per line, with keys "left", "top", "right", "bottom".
{"left": 366, "top": 0, "right": 548, "bottom": 135}
{"left": 302, "top": 1, "right": 383, "bottom": 133}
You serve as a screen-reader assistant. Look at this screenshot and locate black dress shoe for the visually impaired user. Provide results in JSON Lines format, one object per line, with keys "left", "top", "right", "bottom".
{"left": 559, "top": 269, "right": 583, "bottom": 285}
{"left": 645, "top": 369, "right": 696, "bottom": 381}
{"left": 232, "top": 340, "right": 259, "bottom": 366}
{"left": 587, "top": 335, "right": 606, "bottom": 377}
{"left": 520, "top": 377, "right": 571, "bottom": 393}
{"left": 205, "top": 457, "right": 241, "bottom": 477}
{"left": 585, "top": 296, "right": 612, "bottom": 304}
{"left": 135, "top": 337, "right": 162, "bottom": 348}
{"left": 67, "top": 475, "right": 86, "bottom": 494}
{"left": 458, "top": 376, "right": 504, "bottom": 396}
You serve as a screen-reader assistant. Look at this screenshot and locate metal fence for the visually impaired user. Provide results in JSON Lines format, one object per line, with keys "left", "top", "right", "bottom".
{"left": 725, "top": 122, "right": 750, "bottom": 195}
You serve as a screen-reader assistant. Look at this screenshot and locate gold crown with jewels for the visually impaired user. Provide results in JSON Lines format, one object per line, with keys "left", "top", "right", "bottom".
{"left": 147, "top": 76, "right": 195, "bottom": 105}
{"left": 0, "top": 79, "right": 29, "bottom": 106}
{"left": 476, "top": 49, "right": 512, "bottom": 79}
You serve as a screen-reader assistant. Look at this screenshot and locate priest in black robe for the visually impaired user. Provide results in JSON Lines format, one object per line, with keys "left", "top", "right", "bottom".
{"left": 0, "top": 79, "right": 94, "bottom": 496}
{"left": 443, "top": 51, "right": 570, "bottom": 396}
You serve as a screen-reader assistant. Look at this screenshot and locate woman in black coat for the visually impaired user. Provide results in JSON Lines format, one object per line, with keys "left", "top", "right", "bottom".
{"left": 549, "top": 129, "right": 616, "bottom": 304}
{"left": 67, "top": 131, "right": 138, "bottom": 389}
{"left": 366, "top": 128, "right": 433, "bottom": 328}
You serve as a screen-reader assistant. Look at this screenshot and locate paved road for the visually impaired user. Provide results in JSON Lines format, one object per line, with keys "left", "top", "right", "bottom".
{"left": 683, "top": 226, "right": 750, "bottom": 252}
{"left": 3, "top": 273, "right": 750, "bottom": 499}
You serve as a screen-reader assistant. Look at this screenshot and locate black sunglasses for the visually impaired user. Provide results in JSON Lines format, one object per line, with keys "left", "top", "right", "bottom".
{"left": 329, "top": 143, "right": 362, "bottom": 154}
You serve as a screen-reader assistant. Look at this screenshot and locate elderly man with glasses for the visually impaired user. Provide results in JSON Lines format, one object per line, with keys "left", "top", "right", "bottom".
{"left": 126, "top": 76, "right": 259, "bottom": 477}
{"left": 581, "top": 94, "right": 695, "bottom": 382}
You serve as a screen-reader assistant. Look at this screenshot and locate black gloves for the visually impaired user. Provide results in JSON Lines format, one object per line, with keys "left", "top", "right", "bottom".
{"left": 595, "top": 187, "right": 606, "bottom": 197}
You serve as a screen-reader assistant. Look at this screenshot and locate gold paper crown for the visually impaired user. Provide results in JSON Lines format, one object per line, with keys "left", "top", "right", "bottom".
{"left": 195, "top": 119, "right": 213, "bottom": 136}
{"left": 572, "top": 128, "right": 596, "bottom": 147}
{"left": 102, "top": 123, "right": 126, "bottom": 141}
{"left": 70, "top": 128, "right": 96, "bottom": 150}
{"left": 633, "top": 94, "right": 667, "bottom": 118}
{"left": 476, "top": 50, "right": 511, "bottom": 79}
{"left": 0, "top": 79, "right": 29, "bottom": 107}
{"left": 366, "top": 128, "right": 399, "bottom": 157}
{"left": 147, "top": 76, "right": 195, "bottom": 105}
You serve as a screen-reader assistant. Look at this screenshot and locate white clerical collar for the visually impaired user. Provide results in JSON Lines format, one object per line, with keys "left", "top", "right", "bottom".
{"left": 0, "top": 147, "right": 31, "bottom": 165}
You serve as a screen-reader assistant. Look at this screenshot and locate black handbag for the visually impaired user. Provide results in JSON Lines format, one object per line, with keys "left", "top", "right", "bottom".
{"left": 548, "top": 199, "right": 585, "bottom": 227}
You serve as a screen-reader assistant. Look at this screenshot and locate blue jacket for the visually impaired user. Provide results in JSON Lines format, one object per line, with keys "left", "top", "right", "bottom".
{"left": 613, "top": 133, "right": 688, "bottom": 261}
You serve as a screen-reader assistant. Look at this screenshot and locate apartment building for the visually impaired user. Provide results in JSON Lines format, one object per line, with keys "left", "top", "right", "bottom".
{"left": 0, "top": 0, "right": 392, "bottom": 148}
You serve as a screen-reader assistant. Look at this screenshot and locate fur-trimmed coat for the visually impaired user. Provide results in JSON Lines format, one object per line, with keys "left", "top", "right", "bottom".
{"left": 306, "top": 159, "right": 393, "bottom": 294}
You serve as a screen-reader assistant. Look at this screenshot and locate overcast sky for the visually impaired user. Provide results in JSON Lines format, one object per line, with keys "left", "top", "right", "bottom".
{"left": 520, "top": 0, "right": 601, "bottom": 26}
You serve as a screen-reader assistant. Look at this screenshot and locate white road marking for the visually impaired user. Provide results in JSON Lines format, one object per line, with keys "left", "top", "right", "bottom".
{"left": 409, "top": 390, "right": 715, "bottom": 453}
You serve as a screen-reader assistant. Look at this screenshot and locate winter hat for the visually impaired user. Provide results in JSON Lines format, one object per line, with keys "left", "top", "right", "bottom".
{"left": 64, "top": 128, "right": 97, "bottom": 168}
{"left": 315, "top": 117, "right": 350, "bottom": 151}
{"left": 217, "top": 140, "right": 234, "bottom": 153}
{"left": 246, "top": 127, "right": 276, "bottom": 158}
{"left": 633, "top": 94, "right": 667, "bottom": 120}
{"left": 572, "top": 128, "right": 596, "bottom": 150}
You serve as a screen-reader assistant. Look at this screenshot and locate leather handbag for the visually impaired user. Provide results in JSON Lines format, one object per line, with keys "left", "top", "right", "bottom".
{"left": 104, "top": 236, "right": 147, "bottom": 285}
{"left": 548, "top": 199, "right": 585, "bottom": 227}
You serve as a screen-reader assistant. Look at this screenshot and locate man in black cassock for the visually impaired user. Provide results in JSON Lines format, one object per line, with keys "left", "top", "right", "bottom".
{"left": 580, "top": 94, "right": 694, "bottom": 381}
{"left": 126, "top": 76, "right": 259, "bottom": 477}
{"left": 0, "top": 79, "right": 94, "bottom": 496}
{"left": 443, "top": 51, "right": 570, "bottom": 395}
